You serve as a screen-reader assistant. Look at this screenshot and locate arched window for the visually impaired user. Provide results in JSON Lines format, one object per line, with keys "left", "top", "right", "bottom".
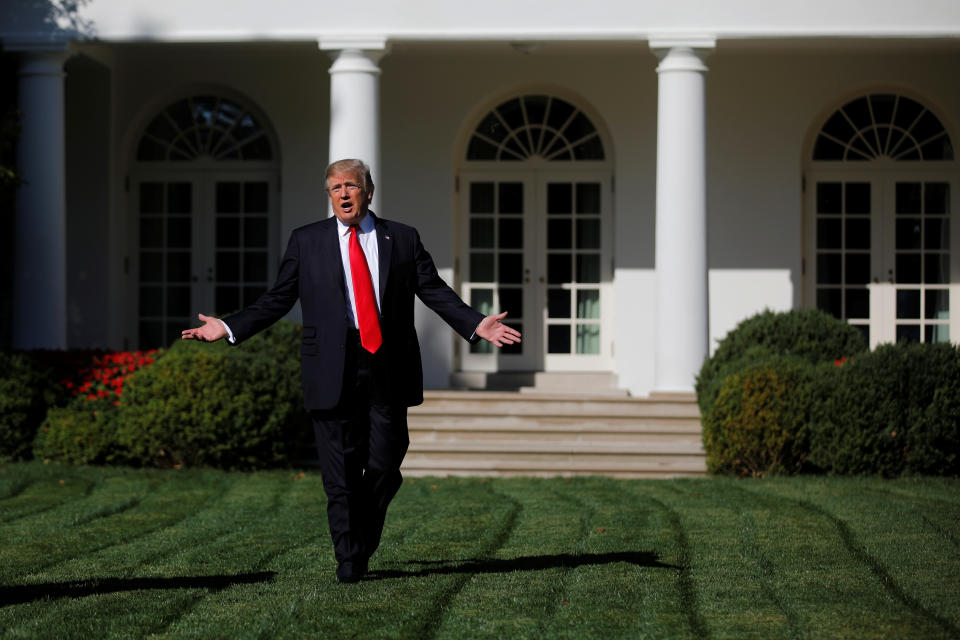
{"left": 466, "top": 95, "right": 604, "bottom": 161}
{"left": 136, "top": 95, "right": 272, "bottom": 162}
{"left": 813, "top": 93, "right": 953, "bottom": 161}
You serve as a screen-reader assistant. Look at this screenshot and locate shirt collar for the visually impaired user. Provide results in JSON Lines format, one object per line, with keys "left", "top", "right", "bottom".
{"left": 336, "top": 212, "right": 376, "bottom": 237}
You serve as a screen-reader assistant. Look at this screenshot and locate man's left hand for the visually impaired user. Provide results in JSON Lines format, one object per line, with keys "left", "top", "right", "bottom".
{"left": 476, "top": 311, "right": 522, "bottom": 348}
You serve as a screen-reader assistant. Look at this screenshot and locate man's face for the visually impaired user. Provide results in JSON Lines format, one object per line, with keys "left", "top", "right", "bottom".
{"left": 327, "top": 170, "right": 372, "bottom": 225}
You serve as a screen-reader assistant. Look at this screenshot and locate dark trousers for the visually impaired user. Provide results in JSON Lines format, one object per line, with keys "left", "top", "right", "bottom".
{"left": 312, "top": 330, "right": 409, "bottom": 567}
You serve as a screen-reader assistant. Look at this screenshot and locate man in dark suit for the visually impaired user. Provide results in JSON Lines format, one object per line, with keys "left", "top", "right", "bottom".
{"left": 181, "top": 158, "right": 520, "bottom": 583}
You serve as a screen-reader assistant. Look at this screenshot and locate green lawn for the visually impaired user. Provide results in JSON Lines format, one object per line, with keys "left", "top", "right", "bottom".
{"left": 0, "top": 463, "right": 957, "bottom": 639}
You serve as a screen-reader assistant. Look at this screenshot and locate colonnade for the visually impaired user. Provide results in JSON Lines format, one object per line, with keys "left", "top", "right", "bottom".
{"left": 10, "top": 36, "right": 713, "bottom": 393}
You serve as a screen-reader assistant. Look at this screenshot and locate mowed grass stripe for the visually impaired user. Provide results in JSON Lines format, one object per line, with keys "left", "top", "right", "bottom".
{"left": 752, "top": 479, "right": 960, "bottom": 639}
{"left": 715, "top": 479, "right": 951, "bottom": 640}
{"left": 428, "top": 479, "right": 588, "bottom": 639}
{"left": 0, "top": 468, "right": 234, "bottom": 582}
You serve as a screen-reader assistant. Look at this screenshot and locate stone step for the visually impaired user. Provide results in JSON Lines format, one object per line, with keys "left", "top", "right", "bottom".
{"left": 401, "top": 458, "right": 708, "bottom": 478}
{"left": 415, "top": 392, "right": 702, "bottom": 419}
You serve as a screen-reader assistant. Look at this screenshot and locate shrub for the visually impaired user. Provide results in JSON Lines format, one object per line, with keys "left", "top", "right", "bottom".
{"left": 810, "top": 342, "right": 960, "bottom": 477}
{"left": 697, "top": 309, "right": 867, "bottom": 416}
{"left": 33, "top": 397, "right": 121, "bottom": 465}
{"left": 0, "top": 352, "right": 57, "bottom": 461}
{"left": 110, "top": 321, "right": 309, "bottom": 469}
{"left": 703, "top": 354, "right": 827, "bottom": 477}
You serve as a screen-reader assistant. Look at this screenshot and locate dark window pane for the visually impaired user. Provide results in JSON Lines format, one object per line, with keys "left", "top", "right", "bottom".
{"left": 546, "top": 98, "right": 575, "bottom": 131}
{"left": 499, "top": 183, "right": 523, "bottom": 214}
{"left": 139, "top": 286, "right": 163, "bottom": 316}
{"left": 243, "top": 286, "right": 265, "bottom": 306}
{"left": 817, "top": 218, "right": 842, "bottom": 250}
{"left": 243, "top": 252, "right": 268, "bottom": 282}
{"left": 470, "top": 183, "right": 494, "bottom": 214}
{"left": 577, "top": 290, "right": 600, "bottom": 319}
{"left": 897, "top": 324, "right": 921, "bottom": 343}
{"left": 139, "top": 183, "right": 164, "bottom": 214}
{"left": 845, "top": 254, "right": 870, "bottom": 285}
{"left": 471, "top": 288, "right": 494, "bottom": 317}
{"left": 548, "top": 183, "right": 572, "bottom": 215}
{"left": 470, "top": 253, "right": 494, "bottom": 282}
{"left": 926, "top": 324, "right": 950, "bottom": 343}
{"left": 475, "top": 111, "right": 508, "bottom": 143}
{"left": 167, "top": 252, "right": 191, "bottom": 282}
{"left": 817, "top": 183, "right": 842, "bottom": 214}
{"left": 926, "top": 289, "right": 949, "bottom": 319}
{"left": 576, "top": 324, "right": 601, "bottom": 354}
{"left": 140, "top": 218, "right": 163, "bottom": 248}
{"left": 577, "top": 254, "right": 601, "bottom": 283}
{"left": 240, "top": 136, "right": 272, "bottom": 160}
{"left": 498, "top": 218, "right": 523, "bottom": 249}
{"left": 498, "top": 253, "right": 523, "bottom": 284}
{"left": 925, "top": 182, "right": 950, "bottom": 214}
{"left": 139, "top": 252, "right": 162, "bottom": 282}
{"left": 571, "top": 135, "right": 605, "bottom": 160}
{"left": 846, "top": 289, "right": 869, "bottom": 319}
{"left": 817, "top": 253, "right": 842, "bottom": 285}
{"left": 576, "top": 183, "right": 601, "bottom": 214}
{"left": 244, "top": 218, "right": 268, "bottom": 248}
{"left": 215, "top": 286, "right": 239, "bottom": 315}
{"left": 845, "top": 219, "right": 870, "bottom": 250}
{"left": 548, "top": 288, "right": 571, "bottom": 319}
{"left": 524, "top": 95, "right": 548, "bottom": 125}
{"left": 548, "top": 324, "right": 571, "bottom": 354}
{"left": 897, "top": 289, "right": 921, "bottom": 319}
{"left": 217, "top": 251, "right": 241, "bottom": 282}
{"left": 896, "top": 182, "right": 922, "bottom": 214}
{"left": 470, "top": 218, "right": 494, "bottom": 248}
{"left": 817, "top": 288, "right": 842, "bottom": 318}
{"left": 845, "top": 183, "right": 870, "bottom": 214}
{"left": 925, "top": 254, "right": 950, "bottom": 284}
{"left": 496, "top": 98, "right": 524, "bottom": 130}
{"left": 167, "top": 286, "right": 190, "bottom": 317}
{"left": 925, "top": 219, "right": 948, "bottom": 251}
{"left": 244, "top": 182, "right": 268, "bottom": 213}
{"left": 467, "top": 137, "right": 498, "bottom": 161}
{"left": 217, "top": 217, "right": 241, "bottom": 248}
{"left": 167, "top": 183, "right": 192, "bottom": 214}
{"left": 897, "top": 254, "right": 922, "bottom": 284}
{"left": 843, "top": 97, "right": 870, "bottom": 131}
{"left": 217, "top": 182, "right": 241, "bottom": 213}
{"left": 502, "top": 137, "right": 527, "bottom": 159}
{"left": 920, "top": 137, "right": 953, "bottom": 161}
{"left": 821, "top": 111, "right": 855, "bottom": 142}
{"left": 896, "top": 219, "right": 922, "bottom": 250}
{"left": 548, "top": 254, "right": 572, "bottom": 284}
{"left": 577, "top": 219, "right": 601, "bottom": 249}
{"left": 548, "top": 220, "right": 572, "bottom": 249}
{"left": 498, "top": 288, "right": 523, "bottom": 319}
{"left": 813, "top": 135, "right": 845, "bottom": 160}
{"left": 167, "top": 218, "right": 191, "bottom": 249}
{"left": 470, "top": 338, "right": 493, "bottom": 354}
{"left": 562, "top": 112, "right": 596, "bottom": 143}
{"left": 139, "top": 321, "right": 164, "bottom": 349}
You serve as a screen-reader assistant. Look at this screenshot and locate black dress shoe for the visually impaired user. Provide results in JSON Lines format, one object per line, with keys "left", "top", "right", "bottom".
{"left": 336, "top": 558, "right": 368, "bottom": 584}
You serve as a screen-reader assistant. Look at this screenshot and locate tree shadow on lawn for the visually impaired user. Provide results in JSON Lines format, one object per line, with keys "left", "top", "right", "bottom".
{"left": 0, "top": 571, "right": 277, "bottom": 606}
{"left": 367, "top": 551, "right": 679, "bottom": 580}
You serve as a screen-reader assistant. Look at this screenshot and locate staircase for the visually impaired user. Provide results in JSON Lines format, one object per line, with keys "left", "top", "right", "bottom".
{"left": 401, "top": 390, "right": 707, "bottom": 478}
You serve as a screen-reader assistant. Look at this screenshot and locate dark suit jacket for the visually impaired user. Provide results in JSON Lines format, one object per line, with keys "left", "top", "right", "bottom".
{"left": 223, "top": 212, "right": 483, "bottom": 410}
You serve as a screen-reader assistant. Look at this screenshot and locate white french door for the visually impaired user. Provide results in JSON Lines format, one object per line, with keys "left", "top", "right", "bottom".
{"left": 130, "top": 170, "right": 278, "bottom": 348}
{"left": 459, "top": 170, "right": 613, "bottom": 372}
{"left": 806, "top": 170, "right": 960, "bottom": 347}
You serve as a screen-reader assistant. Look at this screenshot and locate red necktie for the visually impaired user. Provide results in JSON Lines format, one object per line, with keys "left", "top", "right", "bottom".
{"left": 349, "top": 225, "right": 382, "bottom": 353}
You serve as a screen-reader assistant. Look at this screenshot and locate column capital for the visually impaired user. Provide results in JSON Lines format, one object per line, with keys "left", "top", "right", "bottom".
{"left": 649, "top": 36, "right": 715, "bottom": 72}
{"left": 319, "top": 36, "right": 389, "bottom": 65}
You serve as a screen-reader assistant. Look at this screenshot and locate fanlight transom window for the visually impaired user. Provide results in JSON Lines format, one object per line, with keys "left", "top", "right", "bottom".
{"left": 814, "top": 94, "right": 953, "bottom": 162}
{"left": 467, "top": 95, "right": 605, "bottom": 161}
{"left": 137, "top": 95, "right": 273, "bottom": 162}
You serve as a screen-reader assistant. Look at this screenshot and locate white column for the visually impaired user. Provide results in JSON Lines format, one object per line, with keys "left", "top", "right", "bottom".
{"left": 12, "top": 47, "right": 69, "bottom": 349}
{"left": 650, "top": 38, "right": 715, "bottom": 393}
{"left": 320, "top": 39, "right": 387, "bottom": 208}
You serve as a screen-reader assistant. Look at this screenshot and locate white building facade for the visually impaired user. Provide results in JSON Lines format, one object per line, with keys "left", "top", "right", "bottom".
{"left": 3, "top": 1, "right": 960, "bottom": 396}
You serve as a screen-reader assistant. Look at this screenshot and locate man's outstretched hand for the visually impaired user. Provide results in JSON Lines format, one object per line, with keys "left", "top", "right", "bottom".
{"left": 181, "top": 313, "right": 227, "bottom": 342}
{"left": 475, "top": 311, "right": 522, "bottom": 348}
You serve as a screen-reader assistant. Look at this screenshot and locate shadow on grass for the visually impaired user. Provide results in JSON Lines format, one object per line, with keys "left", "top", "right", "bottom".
{"left": 368, "top": 551, "right": 679, "bottom": 580}
{"left": 0, "top": 571, "right": 277, "bottom": 606}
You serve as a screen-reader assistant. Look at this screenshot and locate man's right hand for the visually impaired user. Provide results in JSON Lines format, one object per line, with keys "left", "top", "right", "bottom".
{"left": 181, "top": 313, "right": 228, "bottom": 342}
